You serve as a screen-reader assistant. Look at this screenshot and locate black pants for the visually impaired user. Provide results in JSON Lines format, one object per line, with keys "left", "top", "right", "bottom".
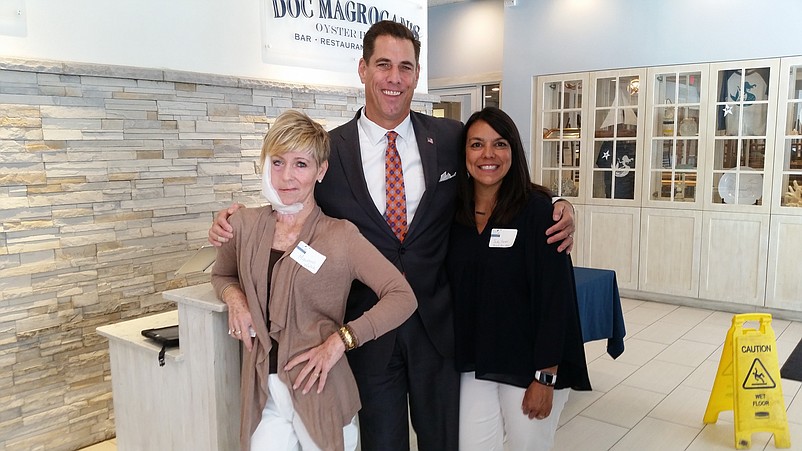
{"left": 353, "top": 313, "right": 460, "bottom": 451}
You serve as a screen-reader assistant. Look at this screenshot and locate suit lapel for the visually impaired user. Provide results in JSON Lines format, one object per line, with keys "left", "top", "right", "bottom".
{"left": 406, "top": 112, "right": 440, "bottom": 240}
{"left": 332, "top": 111, "right": 395, "bottom": 236}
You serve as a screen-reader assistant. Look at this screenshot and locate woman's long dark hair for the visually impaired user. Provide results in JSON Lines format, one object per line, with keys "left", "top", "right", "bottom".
{"left": 455, "top": 107, "right": 553, "bottom": 226}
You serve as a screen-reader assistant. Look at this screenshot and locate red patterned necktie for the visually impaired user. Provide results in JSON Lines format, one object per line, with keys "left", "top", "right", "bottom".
{"left": 384, "top": 131, "right": 407, "bottom": 241}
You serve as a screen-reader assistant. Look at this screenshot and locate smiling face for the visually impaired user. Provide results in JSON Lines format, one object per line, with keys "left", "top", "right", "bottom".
{"left": 465, "top": 120, "right": 512, "bottom": 193}
{"left": 358, "top": 35, "right": 420, "bottom": 130}
{"left": 270, "top": 150, "right": 328, "bottom": 207}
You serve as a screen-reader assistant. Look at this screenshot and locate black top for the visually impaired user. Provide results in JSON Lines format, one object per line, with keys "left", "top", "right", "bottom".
{"left": 447, "top": 191, "right": 591, "bottom": 391}
{"left": 267, "top": 248, "right": 282, "bottom": 374}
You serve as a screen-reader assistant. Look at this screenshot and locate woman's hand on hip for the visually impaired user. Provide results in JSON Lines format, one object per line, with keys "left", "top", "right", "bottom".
{"left": 285, "top": 332, "right": 346, "bottom": 394}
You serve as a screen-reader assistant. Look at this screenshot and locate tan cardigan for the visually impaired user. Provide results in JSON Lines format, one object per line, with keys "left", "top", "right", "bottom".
{"left": 211, "top": 205, "right": 416, "bottom": 451}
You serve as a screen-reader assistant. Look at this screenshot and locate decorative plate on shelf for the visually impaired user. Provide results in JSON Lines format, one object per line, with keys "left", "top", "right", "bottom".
{"left": 718, "top": 166, "right": 762, "bottom": 205}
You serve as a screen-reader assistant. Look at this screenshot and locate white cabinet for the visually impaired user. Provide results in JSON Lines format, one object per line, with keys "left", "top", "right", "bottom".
{"left": 773, "top": 57, "right": 802, "bottom": 212}
{"left": 698, "top": 211, "right": 770, "bottom": 306}
{"left": 638, "top": 208, "right": 702, "bottom": 298}
{"left": 583, "top": 205, "right": 640, "bottom": 290}
{"left": 533, "top": 56, "right": 802, "bottom": 312}
{"left": 533, "top": 73, "right": 589, "bottom": 202}
{"left": 642, "top": 65, "right": 709, "bottom": 209}
{"left": 587, "top": 69, "right": 646, "bottom": 205}
{"left": 704, "top": 59, "right": 780, "bottom": 212}
{"left": 766, "top": 215, "right": 802, "bottom": 310}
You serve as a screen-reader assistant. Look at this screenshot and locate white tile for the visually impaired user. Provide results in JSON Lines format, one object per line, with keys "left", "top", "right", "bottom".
{"left": 622, "top": 359, "right": 696, "bottom": 394}
{"left": 581, "top": 385, "right": 664, "bottom": 428}
{"left": 620, "top": 297, "right": 645, "bottom": 312}
{"left": 631, "top": 319, "right": 694, "bottom": 345}
{"left": 660, "top": 306, "right": 715, "bottom": 327}
{"left": 621, "top": 320, "right": 647, "bottom": 338}
{"left": 784, "top": 387, "right": 802, "bottom": 426}
{"left": 776, "top": 337, "right": 801, "bottom": 367}
{"left": 587, "top": 357, "right": 641, "bottom": 393}
{"left": 687, "top": 423, "right": 760, "bottom": 451}
{"left": 707, "top": 311, "right": 741, "bottom": 326}
{"left": 599, "top": 337, "right": 666, "bottom": 367}
{"left": 610, "top": 417, "right": 701, "bottom": 451}
{"left": 655, "top": 338, "right": 719, "bottom": 368}
{"left": 558, "top": 389, "right": 604, "bottom": 426}
{"left": 649, "top": 385, "right": 712, "bottom": 428}
{"left": 584, "top": 339, "right": 609, "bottom": 363}
{"left": 683, "top": 321, "right": 731, "bottom": 345}
{"left": 623, "top": 304, "right": 676, "bottom": 326}
{"left": 777, "top": 321, "right": 802, "bottom": 344}
{"left": 554, "top": 415, "right": 628, "bottom": 451}
{"left": 637, "top": 300, "right": 680, "bottom": 312}
{"left": 683, "top": 359, "right": 720, "bottom": 391}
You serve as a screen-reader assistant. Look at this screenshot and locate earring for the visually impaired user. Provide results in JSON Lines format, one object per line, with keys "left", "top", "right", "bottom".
{"left": 317, "top": 179, "right": 322, "bottom": 183}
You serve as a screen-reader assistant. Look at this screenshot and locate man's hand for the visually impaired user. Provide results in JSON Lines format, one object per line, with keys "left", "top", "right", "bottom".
{"left": 546, "top": 200, "right": 575, "bottom": 254}
{"left": 208, "top": 203, "right": 244, "bottom": 247}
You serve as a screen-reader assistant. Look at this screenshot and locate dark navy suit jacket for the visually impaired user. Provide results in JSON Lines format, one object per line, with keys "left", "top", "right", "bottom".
{"left": 315, "top": 109, "right": 462, "bottom": 373}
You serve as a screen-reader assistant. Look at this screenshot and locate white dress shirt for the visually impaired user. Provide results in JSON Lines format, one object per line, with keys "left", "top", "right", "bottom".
{"left": 358, "top": 112, "right": 425, "bottom": 224}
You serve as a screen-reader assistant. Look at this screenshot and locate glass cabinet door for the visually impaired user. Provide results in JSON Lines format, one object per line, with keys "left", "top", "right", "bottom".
{"left": 776, "top": 60, "right": 802, "bottom": 209}
{"left": 536, "top": 75, "right": 586, "bottom": 198}
{"left": 590, "top": 71, "right": 645, "bottom": 201}
{"left": 645, "top": 68, "right": 704, "bottom": 205}
{"left": 707, "top": 60, "right": 779, "bottom": 209}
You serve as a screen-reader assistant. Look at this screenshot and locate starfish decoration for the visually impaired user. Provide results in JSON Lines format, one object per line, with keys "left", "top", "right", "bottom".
{"left": 722, "top": 104, "right": 734, "bottom": 117}
{"left": 602, "top": 150, "right": 611, "bottom": 160}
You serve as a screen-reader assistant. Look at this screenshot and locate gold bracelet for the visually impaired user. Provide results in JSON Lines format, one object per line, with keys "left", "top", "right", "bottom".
{"left": 337, "top": 325, "right": 358, "bottom": 351}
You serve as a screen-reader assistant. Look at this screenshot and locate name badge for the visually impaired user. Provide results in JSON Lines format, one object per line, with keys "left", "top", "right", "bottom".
{"left": 290, "top": 241, "right": 326, "bottom": 274}
{"left": 489, "top": 228, "right": 518, "bottom": 248}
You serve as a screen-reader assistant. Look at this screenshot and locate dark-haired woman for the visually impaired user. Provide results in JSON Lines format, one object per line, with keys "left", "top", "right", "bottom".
{"left": 447, "top": 107, "right": 591, "bottom": 451}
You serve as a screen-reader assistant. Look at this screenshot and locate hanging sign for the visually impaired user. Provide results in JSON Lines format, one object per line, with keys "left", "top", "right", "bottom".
{"left": 261, "top": 0, "right": 426, "bottom": 88}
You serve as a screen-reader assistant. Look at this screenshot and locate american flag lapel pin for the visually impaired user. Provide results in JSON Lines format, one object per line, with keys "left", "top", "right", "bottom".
{"left": 427, "top": 137, "right": 434, "bottom": 144}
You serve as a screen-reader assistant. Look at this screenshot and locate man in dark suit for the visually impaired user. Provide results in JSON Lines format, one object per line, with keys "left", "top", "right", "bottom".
{"left": 209, "top": 20, "right": 575, "bottom": 451}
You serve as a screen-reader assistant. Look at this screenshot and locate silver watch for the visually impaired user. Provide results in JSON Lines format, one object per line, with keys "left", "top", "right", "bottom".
{"left": 534, "top": 370, "right": 557, "bottom": 387}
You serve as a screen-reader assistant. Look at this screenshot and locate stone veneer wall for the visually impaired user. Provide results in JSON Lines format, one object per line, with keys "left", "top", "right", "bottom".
{"left": 0, "top": 57, "right": 434, "bottom": 450}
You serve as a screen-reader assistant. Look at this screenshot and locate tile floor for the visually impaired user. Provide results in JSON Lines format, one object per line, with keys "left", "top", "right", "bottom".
{"left": 80, "top": 298, "right": 802, "bottom": 450}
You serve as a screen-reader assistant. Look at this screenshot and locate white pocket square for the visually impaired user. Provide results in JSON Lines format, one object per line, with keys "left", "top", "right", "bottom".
{"left": 439, "top": 171, "right": 456, "bottom": 182}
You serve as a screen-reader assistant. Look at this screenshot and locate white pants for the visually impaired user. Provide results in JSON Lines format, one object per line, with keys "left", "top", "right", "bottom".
{"left": 459, "top": 372, "right": 570, "bottom": 451}
{"left": 251, "top": 374, "right": 359, "bottom": 451}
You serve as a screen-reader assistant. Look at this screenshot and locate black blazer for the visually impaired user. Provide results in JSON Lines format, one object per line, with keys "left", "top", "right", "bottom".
{"left": 316, "top": 109, "right": 463, "bottom": 373}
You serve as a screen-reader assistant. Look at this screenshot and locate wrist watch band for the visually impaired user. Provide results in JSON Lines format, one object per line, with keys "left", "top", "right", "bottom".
{"left": 534, "top": 370, "right": 557, "bottom": 387}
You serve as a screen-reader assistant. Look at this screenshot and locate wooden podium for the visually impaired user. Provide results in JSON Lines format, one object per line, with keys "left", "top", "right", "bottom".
{"left": 98, "top": 283, "right": 240, "bottom": 451}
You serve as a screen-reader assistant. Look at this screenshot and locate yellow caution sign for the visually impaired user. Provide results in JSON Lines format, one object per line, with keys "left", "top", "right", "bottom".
{"left": 704, "top": 313, "right": 790, "bottom": 449}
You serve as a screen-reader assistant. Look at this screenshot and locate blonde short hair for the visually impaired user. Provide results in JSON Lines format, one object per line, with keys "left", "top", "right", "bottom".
{"left": 260, "top": 110, "right": 330, "bottom": 170}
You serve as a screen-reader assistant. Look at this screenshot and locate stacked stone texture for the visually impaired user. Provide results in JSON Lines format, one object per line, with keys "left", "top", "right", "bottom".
{"left": 0, "top": 57, "right": 434, "bottom": 450}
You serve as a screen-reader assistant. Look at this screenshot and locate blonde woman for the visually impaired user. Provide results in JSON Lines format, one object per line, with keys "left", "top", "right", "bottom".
{"left": 212, "top": 110, "right": 416, "bottom": 451}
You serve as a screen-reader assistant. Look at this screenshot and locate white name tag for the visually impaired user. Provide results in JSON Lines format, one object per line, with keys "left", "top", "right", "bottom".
{"left": 488, "top": 228, "right": 518, "bottom": 248}
{"left": 290, "top": 241, "right": 326, "bottom": 274}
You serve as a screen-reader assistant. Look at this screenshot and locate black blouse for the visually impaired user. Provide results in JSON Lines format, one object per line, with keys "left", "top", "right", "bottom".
{"left": 447, "top": 192, "right": 591, "bottom": 391}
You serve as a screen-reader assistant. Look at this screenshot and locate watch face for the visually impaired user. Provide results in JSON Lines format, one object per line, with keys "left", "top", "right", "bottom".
{"left": 536, "top": 371, "right": 557, "bottom": 386}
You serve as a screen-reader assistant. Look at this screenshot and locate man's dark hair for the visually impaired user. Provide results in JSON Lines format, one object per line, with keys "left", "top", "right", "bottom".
{"left": 363, "top": 20, "right": 421, "bottom": 65}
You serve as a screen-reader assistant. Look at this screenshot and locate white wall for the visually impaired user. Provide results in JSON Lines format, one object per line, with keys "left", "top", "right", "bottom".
{"left": 502, "top": 0, "right": 802, "bottom": 151}
{"left": 0, "top": 0, "right": 428, "bottom": 91}
{"left": 427, "top": 0, "right": 503, "bottom": 86}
